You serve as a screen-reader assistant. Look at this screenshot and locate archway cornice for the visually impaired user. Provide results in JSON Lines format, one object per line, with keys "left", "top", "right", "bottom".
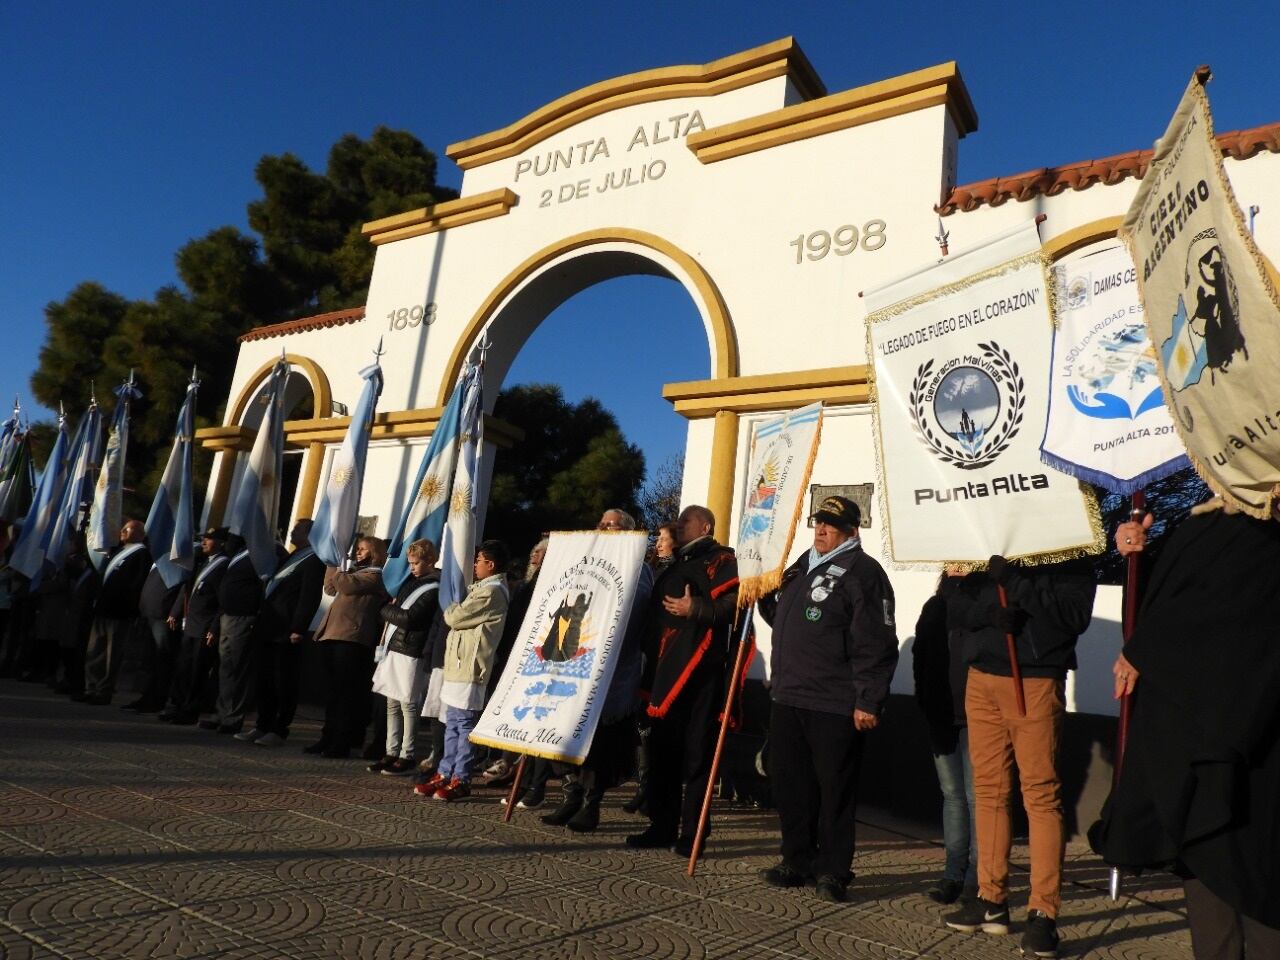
{"left": 225, "top": 353, "right": 333, "bottom": 428}
{"left": 445, "top": 37, "right": 824, "bottom": 171}
{"left": 436, "top": 228, "right": 739, "bottom": 406}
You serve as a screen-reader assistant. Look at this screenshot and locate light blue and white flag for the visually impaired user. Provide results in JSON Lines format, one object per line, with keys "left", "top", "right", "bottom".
{"left": 310, "top": 359, "right": 383, "bottom": 567}
{"left": 10, "top": 412, "right": 71, "bottom": 580}
{"left": 438, "top": 364, "right": 484, "bottom": 610}
{"left": 0, "top": 431, "right": 33, "bottom": 523}
{"left": 43, "top": 401, "right": 103, "bottom": 578}
{"left": 0, "top": 401, "right": 18, "bottom": 474}
{"left": 382, "top": 364, "right": 470, "bottom": 595}
{"left": 227, "top": 357, "right": 290, "bottom": 578}
{"left": 87, "top": 377, "right": 143, "bottom": 564}
{"left": 1159, "top": 296, "right": 1210, "bottom": 392}
{"left": 146, "top": 375, "right": 200, "bottom": 588}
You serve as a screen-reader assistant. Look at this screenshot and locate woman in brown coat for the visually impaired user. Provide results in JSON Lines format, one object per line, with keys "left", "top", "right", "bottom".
{"left": 304, "top": 536, "right": 390, "bottom": 758}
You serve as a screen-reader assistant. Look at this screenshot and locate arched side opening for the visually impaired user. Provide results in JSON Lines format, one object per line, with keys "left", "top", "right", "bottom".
{"left": 439, "top": 229, "right": 741, "bottom": 533}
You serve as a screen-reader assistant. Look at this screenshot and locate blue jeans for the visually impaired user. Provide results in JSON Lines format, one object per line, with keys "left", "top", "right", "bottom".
{"left": 933, "top": 727, "right": 977, "bottom": 887}
{"left": 440, "top": 705, "right": 481, "bottom": 782}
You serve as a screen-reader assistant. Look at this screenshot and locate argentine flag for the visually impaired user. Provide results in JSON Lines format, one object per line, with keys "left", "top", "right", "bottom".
{"left": 310, "top": 360, "right": 383, "bottom": 567}
{"left": 146, "top": 377, "right": 199, "bottom": 588}
{"left": 381, "top": 363, "right": 471, "bottom": 594}
{"left": 438, "top": 363, "right": 484, "bottom": 609}
{"left": 43, "top": 401, "right": 103, "bottom": 579}
{"left": 227, "top": 357, "right": 290, "bottom": 578}
{"left": 10, "top": 415, "right": 71, "bottom": 580}
{"left": 1160, "top": 295, "right": 1208, "bottom": 391}
{"left": 87, "top": 378, "right": 143, "bottom": 564}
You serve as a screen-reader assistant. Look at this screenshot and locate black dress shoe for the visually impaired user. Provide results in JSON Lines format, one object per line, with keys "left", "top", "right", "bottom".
{"left": 121, "top": 698, "right": 149, "bottom": 712}
{"left": 540, "top": 790, "right": 584, "bottom": 826}
{"left": 625, "top": 826, "right": 677, "bottom": 849}
{"left": 621, "top": 783, "right": 648, "bottom": 814}
{"left": 198, "top": 719, "right": 221, "bottom": 730}
{"left": 674, "top": 835, "right": 704, "bottom": 858}
{"left": 927, "top": 878, "right": 964, "bottom": 904}
{"left": 302, "top": 740, "right": 329, "bottom": 755}
{"left": 760, "top": 863, "right": 809, "bottom": 888}
{"left": 815, "top": 875, "right": 846, "bottom": 903}
{"left": 566, "top": 798, "right": 600, "bottom": 833}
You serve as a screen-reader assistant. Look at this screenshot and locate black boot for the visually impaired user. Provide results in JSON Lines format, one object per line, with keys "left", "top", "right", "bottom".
{"left": 540, "top": 784, "right": 584, "bottom": 826}
{"left": 621, "top": 776, "right": 648, "bottom": 814}
{"left": 566, "top": 791, "right": 601, "bottom": 833}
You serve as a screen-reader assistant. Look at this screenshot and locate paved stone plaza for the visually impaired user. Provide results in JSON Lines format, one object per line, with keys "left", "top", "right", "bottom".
{"left": 0, "top": 680, "right": 1194, "bottom": 959}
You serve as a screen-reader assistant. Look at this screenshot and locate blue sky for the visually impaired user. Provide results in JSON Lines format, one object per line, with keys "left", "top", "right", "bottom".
{"left": 4, "top": 1, "right": 1278, "bottom": 474}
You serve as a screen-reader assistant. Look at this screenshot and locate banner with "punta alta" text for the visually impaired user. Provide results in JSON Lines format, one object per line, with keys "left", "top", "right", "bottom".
{"left": 470, "top": 530, "right": 647, "bottom": 764}
{"left": 1041, "top": 242, "right": 1189, "bottom": 493}
{"left": 866, "top": 220, "right": 1101, "bottom": 565}
{"left": 1120, "top": 73, "right": 1280, "bottom": 517}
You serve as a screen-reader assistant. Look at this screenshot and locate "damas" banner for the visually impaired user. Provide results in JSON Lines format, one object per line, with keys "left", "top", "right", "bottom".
{"left": 866, "top": 221, "right": 1102, "bottom": 565}
{"left": 1041, "top": 242, "right": 1189, "bottom": 492}
{"left": 1121, "top": 73, "right": 1280, "bottom": 517}
{"left": 470, "top": 530, "right": 647, "bottom": 764}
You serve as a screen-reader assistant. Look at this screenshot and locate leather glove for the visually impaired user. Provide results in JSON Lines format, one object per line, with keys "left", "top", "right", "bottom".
{"left": 987, "top": 555, "right": 1010, "bottom": 584}
{"left": 994, "top": 604, "right": 1027, "bottom": 634}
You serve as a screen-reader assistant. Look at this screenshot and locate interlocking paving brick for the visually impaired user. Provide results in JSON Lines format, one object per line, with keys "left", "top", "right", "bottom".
{"left": 0, "top": 680, "right": 1194, "bottom": 959}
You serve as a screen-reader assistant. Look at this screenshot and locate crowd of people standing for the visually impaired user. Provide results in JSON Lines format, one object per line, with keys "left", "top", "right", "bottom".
{"left": 0, "top": 488, "right": 1274, "bottom": 960}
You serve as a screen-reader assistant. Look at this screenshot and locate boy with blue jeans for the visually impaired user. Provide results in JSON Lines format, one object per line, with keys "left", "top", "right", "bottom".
{"left": 417, "top": 541, "right": 509, "bottom": 801}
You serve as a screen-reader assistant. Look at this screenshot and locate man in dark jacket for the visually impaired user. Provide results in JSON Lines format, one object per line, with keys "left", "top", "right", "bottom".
{"left": 943, "top": 553, "right": 1095, "bottom": 958}
{"left": 82, "top": 520, "right": 151, "bottom": 704}
{"left": 125, "top": 560, "right": 187, "bottom": 712}
{"left": 163, "top": 528, "right": 229, "bottom": 724}
{"left": 757, "top": 496, "right": 898, "bottom": 902}
{"left": 243, "top": 519, "right": 325, "bottom": 746}
{"left": 199, "top": 533, "right": 266, "bottom": 734}
{"left": 627, "top": 504, "right": 737, "bottom": 857}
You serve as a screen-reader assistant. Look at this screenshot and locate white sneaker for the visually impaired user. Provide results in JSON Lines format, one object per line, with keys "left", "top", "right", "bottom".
{"left": 234, "top": 728, "right": 265, "bottom": 742}
{"left": 255, "top": 732, "right": 284, "bottom": 747}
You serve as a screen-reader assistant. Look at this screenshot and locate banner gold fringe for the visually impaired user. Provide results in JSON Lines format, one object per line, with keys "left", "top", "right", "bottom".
{"left": 735, "top": 408, "right": 824, "bottom": 607}
{"left": 467, "top": 734, "right": 586, "bottom": 766}
{"left": 864, "top": 248, "right": 1106, "bottom": 571}
{"left": 1120, "top": 76, "right": 1280, "bottom": 520}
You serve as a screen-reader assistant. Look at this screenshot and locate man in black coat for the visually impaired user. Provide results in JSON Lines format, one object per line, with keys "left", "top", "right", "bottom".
{"left": 757, "top": 496, "right": 898, "bottom": 903}
{"left": 200, "top": 533, "right": 268, "bottom": 734}
{"left": 1097, "top": 503, "right": 1280, "bottom": 956}
{"left": 162, "top": 528, "right": 229, "bottom": 724}
{"left": 243, "top": 519, "right": 325, "bottom": 746}
{"left": 82, "top": 520, "right": 151, "bottom": 705}
{"left": 627, "top": 504, "right": 738, "bottom": 857}
{"left": 124, "top": 560, "right": 187, "bottom": 712}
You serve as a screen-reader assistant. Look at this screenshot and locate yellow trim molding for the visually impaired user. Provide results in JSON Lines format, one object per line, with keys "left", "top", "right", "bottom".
{"left": 282, "top": 408, "right": 523, "bottom": 450}
{"left": 1040, "top": 217, "right": 1124, "bottom": 261}
{"left": 362, "top": 189, "right": 519, "bottom": 246}
{"left": 438, "top": 228, "right": 739, "bottom": 404}
{"left": 687, "top": 62, "right": 977, "bottom": 165}
{"left": 707, "top": 411, "right": 738, "bottom": 540}
{"left": 663, "top": 365, "right": 871, "bottom": 419}
{"left": 445, "top": 37, "right": 824, "bottom": 170}
{"left": 225, "top": 353, "right": 333, "bottom": 428}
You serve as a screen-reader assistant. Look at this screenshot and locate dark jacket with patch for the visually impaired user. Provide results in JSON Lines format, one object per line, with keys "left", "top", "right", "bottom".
{"left": 139, "top": 564, "right": 184, "bottom": 621}
{"left": 180, "top": 553, "right": 228, "bottom": 640}
{"left": 946, "top": 558, "right": 1095, "bottom": 680}
{"left": 643, "top": 536, "right": 738, "bottom": 718}
{"left": 760, "top": 541, "right": 899, "bottom": 718}
{"left": 256, "top": 548, "right": 325, "bottom": 640}
{"left": 379, "top": 573, "right": 440, "bottom": 659}
{"left": 217, "top": 550, "right": 267, "bottom": 618}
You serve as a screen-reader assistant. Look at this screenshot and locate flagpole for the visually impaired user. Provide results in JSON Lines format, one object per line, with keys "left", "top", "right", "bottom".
{"left": 1109, "top": 490, "right": 1146, "bottom": 901}
{"left": 687, "top": 604, "right": 754, "bottom": 876}
{"left": 502, "top": 755, "right": 528, "bottom": 823}
{"left": 995, "top": 583, "right": 1027, "bottom": 717}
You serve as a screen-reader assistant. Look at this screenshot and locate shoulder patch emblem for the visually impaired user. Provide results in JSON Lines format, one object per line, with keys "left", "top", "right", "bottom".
{"left": 805, "top": 606, "right": 822, "bottom": 622}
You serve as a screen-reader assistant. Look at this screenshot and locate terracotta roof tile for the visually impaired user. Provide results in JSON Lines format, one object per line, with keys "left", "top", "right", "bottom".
{"left": 238, "top": 306, "right": 366, "bottom": 342}
{"left": 937, "top": 121, "right": 1280, "bottom": 216}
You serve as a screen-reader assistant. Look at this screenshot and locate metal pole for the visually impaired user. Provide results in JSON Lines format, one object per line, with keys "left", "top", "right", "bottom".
{"left": 1110, "top": 490, "right": 1146, "bottom": 901}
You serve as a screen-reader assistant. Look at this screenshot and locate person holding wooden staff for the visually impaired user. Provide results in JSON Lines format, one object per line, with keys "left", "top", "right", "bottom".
{"left": 755, "top": 495, "right": 898, "bottom": 903}
{"left": 943, "top": 554, "right": 1095, "bottom": 959}
{"left": 627, "top": 504, "right": 737, "bottom": 856}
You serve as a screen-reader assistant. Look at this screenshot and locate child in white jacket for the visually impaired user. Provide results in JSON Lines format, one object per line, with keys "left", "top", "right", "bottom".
{"left": 415, "top": 540, "right": 509, "bottom": 801}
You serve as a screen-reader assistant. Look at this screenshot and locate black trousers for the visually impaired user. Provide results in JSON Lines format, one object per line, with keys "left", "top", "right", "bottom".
{"left": 319, "top": 641, "right": 373, "bottom": 749}
{"left": 647, "top": 657, "right": 723, "bottom": 840}
{"left": 1185, "top": 878, "right": 1280, "bottom": 960}
{"left": 255, "top": 639, "right": 302, "bottom": 737}
{"left": 168, "top": 633, "right": 216, "bottom": 717}
{"left": 134, "top": 617, "right": 180, "bottom": 706}
{"left": 769, "top": 701, "right": 866, "bottom": 884}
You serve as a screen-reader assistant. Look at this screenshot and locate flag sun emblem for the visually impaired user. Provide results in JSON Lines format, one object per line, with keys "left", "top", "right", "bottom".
{"left": 417, "top": 474, "right": 444, "bottom": 505}
{"left": 450, "top": 483, "right": 471, "bottom": 516}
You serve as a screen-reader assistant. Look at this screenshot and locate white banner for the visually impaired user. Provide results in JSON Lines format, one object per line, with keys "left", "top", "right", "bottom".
{"left": 867, "top": 220, "right": 1101, "bottom": 565}
{"left": 470, "top": 530, "right": 647, "bottom": 764}
{"left": 1121, "top": 75, "right": 1280, "bottom": 517}
{"left": 1042, "top": 242, "right": 1189, "bottom": 492}
{"left": 734, "top": 402, "right": 823, "bottom": 605}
